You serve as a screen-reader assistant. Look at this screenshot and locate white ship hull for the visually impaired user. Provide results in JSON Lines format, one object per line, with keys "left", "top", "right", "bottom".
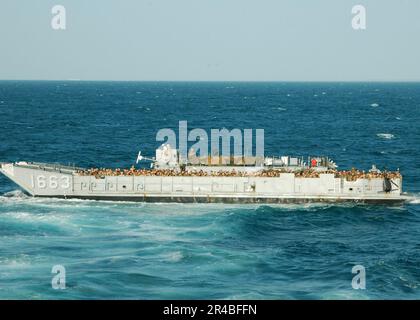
{"left": 0, "top": 162, "right": 406, "bottom": 204}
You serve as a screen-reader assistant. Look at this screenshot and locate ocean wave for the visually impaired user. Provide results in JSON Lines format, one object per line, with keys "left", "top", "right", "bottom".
{"left": 161, "top": 251, "right": 184, "bottom": 262}
{"left": 406, "top": 193, "right": 420, "bottom": 204}
{"left": 0, "top": 191, "right": 91, "bottom": 209}
{"left": 1, "top": 210, "right": 72, "bottom": 223}
{"left": 377, "top": 133, "right": 395, "bottom": 139}
{"left": 0, "top": 254, "right": 32, "bottom": 268}
{"left": 0, "top": 190, "right": 145, "bottom": 209}
{"left": 2, "top": 189, "right": 29, "bottom": 199}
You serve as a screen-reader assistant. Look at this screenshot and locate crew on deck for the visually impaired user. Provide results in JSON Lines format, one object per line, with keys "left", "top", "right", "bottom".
{"left": 76, "top": 167, "right": 401, "bottom": 180}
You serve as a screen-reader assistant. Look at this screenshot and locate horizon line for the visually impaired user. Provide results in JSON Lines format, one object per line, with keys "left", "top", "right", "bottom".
{"left": 1, "top": 79, "right": 420, "bottom": 83}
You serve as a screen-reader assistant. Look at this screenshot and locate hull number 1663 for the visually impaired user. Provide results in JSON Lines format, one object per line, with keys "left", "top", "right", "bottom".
{"left": 32, "top": 175, "right": 71, "bottom": 189}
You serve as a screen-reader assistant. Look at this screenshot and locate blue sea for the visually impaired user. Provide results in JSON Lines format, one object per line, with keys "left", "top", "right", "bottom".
{"left": 0, "top": 81, "right": 419, "bottom": 299}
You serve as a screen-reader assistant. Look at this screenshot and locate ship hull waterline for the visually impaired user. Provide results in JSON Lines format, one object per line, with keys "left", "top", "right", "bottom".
{"left": 30, "top": 193, "right": 406, "bottom": 204}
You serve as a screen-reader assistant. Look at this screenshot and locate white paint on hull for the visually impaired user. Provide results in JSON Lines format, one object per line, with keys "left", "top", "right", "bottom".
{"left": 0, "top": 162, "right": 404, "bottom": 203}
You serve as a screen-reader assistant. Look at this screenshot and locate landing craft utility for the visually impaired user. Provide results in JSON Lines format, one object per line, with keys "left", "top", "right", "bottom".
{"left": 0, "top": 144, "right": 406, "bottom": 203}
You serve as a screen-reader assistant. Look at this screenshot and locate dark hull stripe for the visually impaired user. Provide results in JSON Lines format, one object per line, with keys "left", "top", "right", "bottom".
{"left": 34, "top": 195, "right": 406, "bottom": 204}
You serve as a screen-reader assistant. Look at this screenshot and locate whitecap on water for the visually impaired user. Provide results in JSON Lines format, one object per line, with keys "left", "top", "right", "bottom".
{"left": 2, "top": 209, "right": 74, "bottom": 225}
{"left": 407, "top": 193, "right": 420, "bottom": 204}
{"left": 0, "top": 190, "right": 115, "bottom": 211}
{"left": 139, "top": 202, "right": 252, "bottom": 216}
{"left": 0, "top": 255, "right": 32, "bottom": 268}
{"left": 162, "top": 251, "right": 184, "bottom": 262}
{"left": 370, "top": 103, "right": 379, "bottom": 107}
{"left": 3, "top": 190, "right": 29, "bottom": 198}
{"left": 253, "top": 202, "right": 344, "bottom": 212}
{"left": 377, "top": 133, "right": 395, "bottom": 139}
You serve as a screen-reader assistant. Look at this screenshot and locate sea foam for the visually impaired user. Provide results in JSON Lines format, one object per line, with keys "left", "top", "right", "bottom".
{"left": 377, "top": 133, "right": 395, "bottom": 139}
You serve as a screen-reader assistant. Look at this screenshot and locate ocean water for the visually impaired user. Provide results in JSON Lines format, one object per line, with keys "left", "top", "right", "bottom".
{"left": 0, "top": 81, "right": 419, "bottom": 299}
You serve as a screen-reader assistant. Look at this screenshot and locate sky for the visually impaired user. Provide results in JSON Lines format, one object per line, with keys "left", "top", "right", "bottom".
{"left": 0, "top": 0, "right": 419, "bottom": 81}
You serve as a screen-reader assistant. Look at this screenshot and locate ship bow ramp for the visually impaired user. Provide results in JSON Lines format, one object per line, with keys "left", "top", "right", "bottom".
{"left": 0, "top": 162, "right": 74, "bottom": 197}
